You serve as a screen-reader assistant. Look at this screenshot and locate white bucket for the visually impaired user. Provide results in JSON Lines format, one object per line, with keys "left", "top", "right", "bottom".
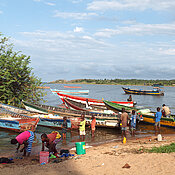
{"left": 157, "top": 134, "right": 162, "bottom": 141}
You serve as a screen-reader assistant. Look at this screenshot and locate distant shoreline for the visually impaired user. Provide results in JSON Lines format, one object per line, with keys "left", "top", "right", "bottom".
{"left": 46, "top": 82, "right": 175, "bottom": 87}
{"left": 46, "top": 79, "right": 175, "bottom": 87}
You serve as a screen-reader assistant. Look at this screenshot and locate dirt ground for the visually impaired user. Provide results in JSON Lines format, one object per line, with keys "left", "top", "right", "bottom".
{"left": 0, "top": 135, "right": 175, "bottom": 175}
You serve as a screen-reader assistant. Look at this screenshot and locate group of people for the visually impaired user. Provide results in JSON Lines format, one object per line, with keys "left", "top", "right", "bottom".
{"left": 120, "top": 103, "right": 171, "bottom": 138}
{"left": 10, "top": 103, "right": 171, "bottom": 157}
{"left": 10, "top": 113, "right": 96, "bottom": 157}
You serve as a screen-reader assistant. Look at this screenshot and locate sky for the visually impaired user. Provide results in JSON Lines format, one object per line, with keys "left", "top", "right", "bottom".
{"left": 0, "top": 0, "right": 175, "bottom": 82}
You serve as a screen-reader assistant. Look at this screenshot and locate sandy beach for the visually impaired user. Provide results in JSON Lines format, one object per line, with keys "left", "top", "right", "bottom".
{"left": 0, "top": 134, "right": 175, "bottom": 175}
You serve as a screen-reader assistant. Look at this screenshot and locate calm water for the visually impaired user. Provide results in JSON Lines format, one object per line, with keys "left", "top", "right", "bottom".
{"left": 1, "top": 84, "right": 175, "bottom": 153}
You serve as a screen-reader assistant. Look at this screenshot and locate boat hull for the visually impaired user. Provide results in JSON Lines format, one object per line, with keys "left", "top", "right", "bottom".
{"left": 142, "top": 114, "right": 175, "bottom": 128}
{"left": 55, "top": 92, "right": 134, "bottom": 107}
{"left": 122, "top": 87, "right": 164, "bottom": 96}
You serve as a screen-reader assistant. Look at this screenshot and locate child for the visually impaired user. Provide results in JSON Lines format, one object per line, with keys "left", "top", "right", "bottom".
{"left": 41, "top": 131, "right": 61, "bottom": 155}
{"left": 62, "top": 117, "right": 67, "bottom": 139}
{"left": 155, "top": 107, "right": 162, "bottom": 134}
{"left": 130, "top": 110, "right": 137, "bottom": 136}
{"left": 11, "top": 130, "right": 34, "bottom": 157}
{"left": 91, "top": 114, "right": 96, "bottom": 138}
{"left": 79, "top": 114, "right": 86, "bottom": 141}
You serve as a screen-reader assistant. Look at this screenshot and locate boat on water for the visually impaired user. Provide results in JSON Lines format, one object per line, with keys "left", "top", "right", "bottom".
{"left": 22, "top": 101, "right": 120, "bottom": 128}
{"left": 0, "top": 107, "right": 39, "bottom": 132}
{"left": 55, "top": 92, "right": 135, "bottom": 107}
{"left": 122, "top": 87, "right": 164, "bottom": 96}
{"left": 51, "top": 89, "right": 89, "bottom": 95}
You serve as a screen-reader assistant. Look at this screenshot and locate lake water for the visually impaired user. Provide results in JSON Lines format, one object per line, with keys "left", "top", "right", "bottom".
{"left": 1, "top": 84, "right": 175, "bottom": 154}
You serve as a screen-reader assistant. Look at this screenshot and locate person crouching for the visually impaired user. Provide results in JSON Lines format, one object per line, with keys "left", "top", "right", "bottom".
{"left": 11, "top": 130, "right": 34, "bottom": 157}
{"left": 41, "top": 131, "right": 61, "bottom": 156}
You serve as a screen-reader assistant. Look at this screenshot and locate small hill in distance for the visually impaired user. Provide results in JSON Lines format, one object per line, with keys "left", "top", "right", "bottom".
{"left": 48, "top": 78, "right": 175, "bottom": 86}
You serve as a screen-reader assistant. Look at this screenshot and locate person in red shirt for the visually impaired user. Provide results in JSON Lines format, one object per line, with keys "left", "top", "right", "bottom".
{"left": 41, "top": 131, "right": 61, "bottom": 155}
{"left": 90, "top": 114, "right": 96, "bottom": 138}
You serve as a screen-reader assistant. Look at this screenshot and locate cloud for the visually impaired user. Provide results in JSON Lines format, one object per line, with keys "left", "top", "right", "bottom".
{"left": 87, "top": 0, "right": 175, "bottom": 11}
{"left": 94, "top": 23, "right": 175, "bottom": 37}
{"left": 0, "top": 10, "right": 3, "bottom": 14}
{"left": 11, "top": 29, "right": 175, "bottom": 81}
{"left": 53, "top": 10, "right": 98, "bottom": 20}
{"left": 73, "top": 27, "right": 84, "bottom": 33}
{"left": 45, "top": 2, "right": 56, "bottom": 6}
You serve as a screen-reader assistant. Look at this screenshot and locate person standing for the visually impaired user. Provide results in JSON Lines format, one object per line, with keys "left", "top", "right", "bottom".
{"left": 130, "top": 110, "right": 137, "bottom": 136}
{"left": 62, "top": 117, "right": 67, "bottom": 140}
{"left": 90, "top": 114, "right": 96, "bottom": 138}
{"left": 161, "top": 104, "right": 171, "bottom": 118}
{"left": 155, "top": 107, "right": 162, "bottom": 135}
{"left": 79, "top": 114, "right": 86, "bottom": 141}
{"left": 11, "top": 130, "right": 34, "bottom": 157}
{"left": 120, "top": 108, "right": 129, "bottom": 139}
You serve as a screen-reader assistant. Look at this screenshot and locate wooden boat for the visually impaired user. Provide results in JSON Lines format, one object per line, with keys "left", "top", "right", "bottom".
{"left": 122, "top": 87, "right": 164, "bottom": 96}
{"left": 64, "top": 98, "right": 116, "bottom": 115}
{"left": 55, "top": 92, "right": 135, "bottom": 107}
{"left": 0, "top": 103, "right": 79, "bottom": 130}
{"left": 103, "top": 100, "right": 137, "bottom": 113}
{"left": 51, "top": 89, "right": 89, "bottom": 95}
{"left": 22, "top": 101, "right": 120, "bottom": 128}
{"left": 104, "top": 100, "right": 175, "bottom": 128}
{"left": 137, "top": 109, "right": 175, "bottom": 128}
{"left": 0, "top": 107, "right": 39, "bottom": 132}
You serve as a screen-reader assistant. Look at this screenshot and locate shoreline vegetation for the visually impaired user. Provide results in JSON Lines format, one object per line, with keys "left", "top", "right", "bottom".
{"left": 47, "top": 79, "right": 175, "bottom": 87}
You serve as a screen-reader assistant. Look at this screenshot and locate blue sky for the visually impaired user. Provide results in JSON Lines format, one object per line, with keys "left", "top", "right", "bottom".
{"left": 1, "top": 0, "right": 175, "bottom": 81}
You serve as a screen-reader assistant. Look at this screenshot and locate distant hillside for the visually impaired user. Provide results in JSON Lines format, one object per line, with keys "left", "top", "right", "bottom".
{"left": 48, "top": 79, "right": 175, "bottom": 86}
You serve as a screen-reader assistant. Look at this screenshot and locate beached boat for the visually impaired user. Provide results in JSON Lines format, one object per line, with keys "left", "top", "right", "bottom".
{"left": 137, "top": 109, "right": 175, "bottom": 128}
{"left": 51, "top": 89, "right": 89, "bottom": 95}
{"left": 55, "top": 92, "right": 135, "bottom": 107}
{"left": 64, "top": 98, "right": 116, "bottom": 115}
{"left": 122, "top": 87, "right": 164, "bottom": 96}
{"left": 0, "top": 103, "right": 81, "bottom": 130}
{"left": 103, "top": 100, "right": 137, "bottom": 113}
{"left": 0, "top": 107, "right": 39, "bottom": 132}
{"left": 104, "top": 100, "right": 175, "bottom": 128}
{"left": 22, "top": 101, "right": 120, "bottom": 128}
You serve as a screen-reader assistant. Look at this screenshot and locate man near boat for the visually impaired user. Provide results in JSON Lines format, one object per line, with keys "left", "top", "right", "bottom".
{"left": 11, "top": 130, "right": 34, "bottom": 157}
{"left": 120, "top": 108, "right": 129, "bottom": 139}
{"left": 162, "top": 104, "right": 171, "bottom": 118}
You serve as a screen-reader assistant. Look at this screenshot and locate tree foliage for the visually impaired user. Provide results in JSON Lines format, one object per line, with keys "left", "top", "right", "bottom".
{"left": 0, "top": 34, "right": 45, "bottom": 107}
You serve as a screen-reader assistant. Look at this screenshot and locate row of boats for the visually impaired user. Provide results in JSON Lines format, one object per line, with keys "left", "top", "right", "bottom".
{"left": 0, "top": 87, "right": 174, "bottom": 133}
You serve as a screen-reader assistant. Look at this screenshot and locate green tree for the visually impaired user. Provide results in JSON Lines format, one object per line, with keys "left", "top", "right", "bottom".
{"left": 0, "top": 34, "right": 45, "bottom": 107}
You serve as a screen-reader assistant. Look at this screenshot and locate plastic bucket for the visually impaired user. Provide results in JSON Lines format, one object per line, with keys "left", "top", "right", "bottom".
{"left": 40, "top": 151, "right": 49, "bottom": 164}
{"left": 75, "top": 142, "right": 86, "bottom": 155}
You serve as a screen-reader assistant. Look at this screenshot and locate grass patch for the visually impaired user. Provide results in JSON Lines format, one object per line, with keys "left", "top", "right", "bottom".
{"left": 148, "top": 143, "right": 175, "bottom": 153}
